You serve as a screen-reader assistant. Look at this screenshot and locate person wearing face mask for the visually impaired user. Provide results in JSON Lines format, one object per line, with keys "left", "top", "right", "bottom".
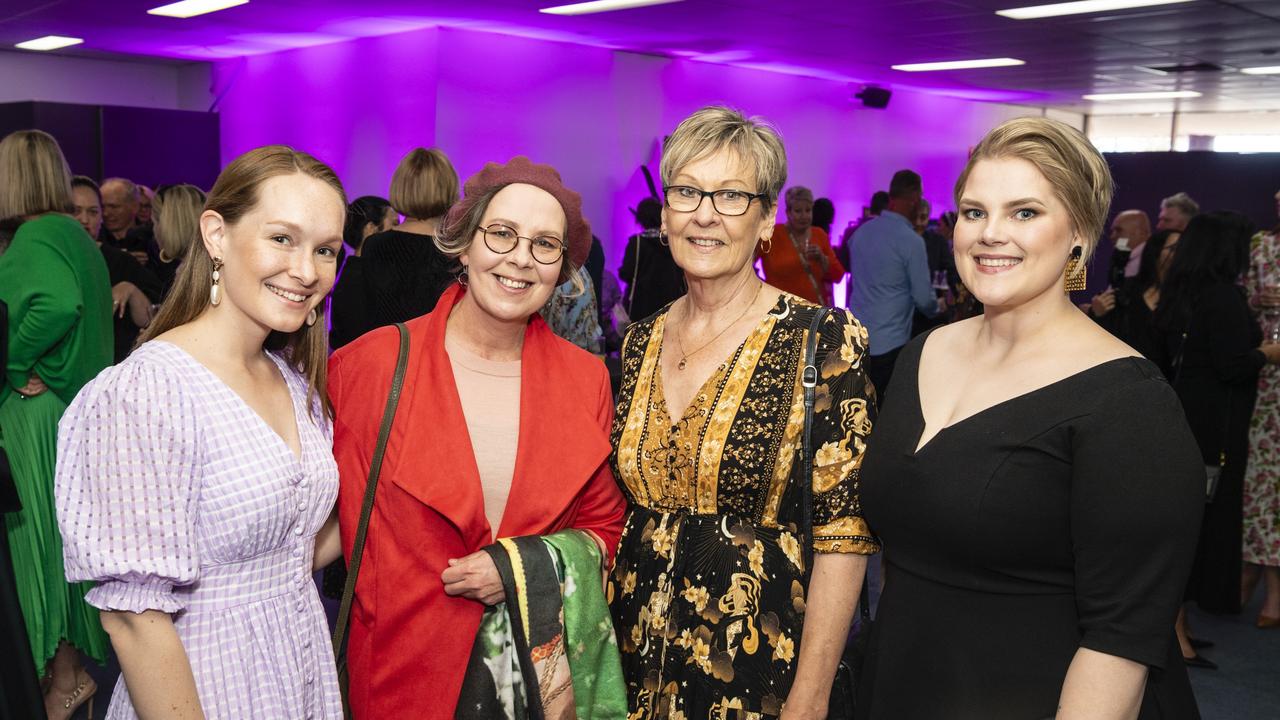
{"left": 0, "top": 129, "right": 112, "bottom": 720}
{"left": 857, "top": 117, "right": 1204, "bottom": 719}
{"left": 56, "top": 145, "right": 349, "bottom": 719}
{"left": 71, "top": 175, "right": 163, "bottom": 362}
{"left": 760, "top": 185, "right": 845, "bottom": 305}
{"left": 328, "top": 156, "right": 627, "bottom": 720}
{"left": 1091, "top": 229, "right": 1179, "bottom": 364}
{"left": 608, "top": 106, "right": 878, "bottom": 720}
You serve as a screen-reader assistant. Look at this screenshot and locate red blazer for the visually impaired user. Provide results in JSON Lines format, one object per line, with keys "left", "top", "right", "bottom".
{"left": 329, "top": 284, "right": 626, "bottom": 719}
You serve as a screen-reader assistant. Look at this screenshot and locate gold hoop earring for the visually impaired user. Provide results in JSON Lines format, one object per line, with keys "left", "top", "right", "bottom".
{"left": 209, "top": 256, "right": 223, "bottom": 306}
{"left": 458, "top": 266, "right": 469, "bottom": 287}
{"left": 760, "top": 236, "right": 772, "bottom": 254}
{"left": 305, "top": 308, "right": 317, "bottom": 327}
{"left": 1064, "top": 247, "right": 1086, "bottom": 292}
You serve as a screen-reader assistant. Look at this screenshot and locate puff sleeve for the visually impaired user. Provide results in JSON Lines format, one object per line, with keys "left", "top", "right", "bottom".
{"left": 55, "top": 359, "right": 202, "bottom": 614}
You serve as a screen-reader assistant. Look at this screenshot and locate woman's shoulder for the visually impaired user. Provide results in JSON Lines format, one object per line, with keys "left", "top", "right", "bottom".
{"left": 66, "top": 341, "right": 194, "bottom": 414}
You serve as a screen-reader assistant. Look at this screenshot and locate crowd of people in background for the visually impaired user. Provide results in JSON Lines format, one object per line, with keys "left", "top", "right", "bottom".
{"left": 0, "top": 108, "right": 1278, "bottom": 720}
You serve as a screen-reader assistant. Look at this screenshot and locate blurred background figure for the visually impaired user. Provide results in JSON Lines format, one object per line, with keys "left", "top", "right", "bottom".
{"left": 149, "top": 183, "right": 207, "bottom": 296}
{"left": 328, "top": 147, "right": 458, "bottom": 349}
{"left": 1158, "top": 192, "right": 1199, "bottom": 232}
{"left": 619, "top": 195, "right": 684, "bottom": 323}
{"left": 760, "top": 184, "right": 845, "bottom": 304}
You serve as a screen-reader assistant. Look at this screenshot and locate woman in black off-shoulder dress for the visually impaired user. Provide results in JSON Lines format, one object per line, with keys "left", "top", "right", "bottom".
{"left": 856, "top": 117, "right": 1203, "bottom": 719}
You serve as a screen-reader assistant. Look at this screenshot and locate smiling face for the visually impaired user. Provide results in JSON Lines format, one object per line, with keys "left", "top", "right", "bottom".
{"left": 71, "top": 184, "right": 102, "bottom": 239}
{"left": 664, "top": 148, "right": 773, "bottom": 283}
{"left": 458, "top": 183, "right": 566, "bottom": 325}
{"left": 200, "top": 172, "right": 344, "bottom": 334}
{"left": 954, "top": 156, "right": 1079, "bottom": 310}
{"left": 101, "top": 180, "right": 138, "bottom": 235}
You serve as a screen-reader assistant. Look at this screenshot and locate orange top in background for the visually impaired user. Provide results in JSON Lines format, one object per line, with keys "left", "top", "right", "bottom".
{"left": 760, "top": 225, "right": 846, "bottom": 304}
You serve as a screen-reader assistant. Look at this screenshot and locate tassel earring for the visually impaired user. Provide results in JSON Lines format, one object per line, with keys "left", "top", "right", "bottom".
{"left": 1064, "top": 246, "right": 1086, "bottom": 292}
{"left": 209, "top": 256, "right": 224, "bottom": 306}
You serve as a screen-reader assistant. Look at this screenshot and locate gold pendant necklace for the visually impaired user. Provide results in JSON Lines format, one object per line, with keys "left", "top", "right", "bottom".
{"left": 674, "top": 281, "right": 764, "bottom": 370}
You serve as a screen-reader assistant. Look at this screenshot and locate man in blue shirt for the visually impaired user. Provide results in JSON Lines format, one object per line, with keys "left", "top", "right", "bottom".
{"left": 847, "top": 169, "right": 941, "bottom": 404}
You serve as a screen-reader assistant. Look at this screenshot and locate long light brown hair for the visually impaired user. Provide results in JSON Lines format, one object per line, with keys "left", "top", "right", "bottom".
{"left": 140, "top": 145, "right": 346, "bottom": 416}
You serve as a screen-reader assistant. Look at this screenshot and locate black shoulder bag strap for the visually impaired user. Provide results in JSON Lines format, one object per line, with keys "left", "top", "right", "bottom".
{"left": 332, "top": 322, "right": 411, "bottom": 715}
{"left": 800, "top": 308, "right": 867, "bottom": 719}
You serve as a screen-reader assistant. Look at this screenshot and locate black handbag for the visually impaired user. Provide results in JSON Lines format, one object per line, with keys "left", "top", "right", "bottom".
{"left": 332, "top": 322, "right": 411, "bottom": 719}
{"left": 798, "top": 308, "right": 870, "bottom": 720}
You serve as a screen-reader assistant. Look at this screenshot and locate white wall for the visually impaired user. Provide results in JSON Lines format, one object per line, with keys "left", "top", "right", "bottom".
{"left": 0, "top": 49, "right": 211, "bottom": 111}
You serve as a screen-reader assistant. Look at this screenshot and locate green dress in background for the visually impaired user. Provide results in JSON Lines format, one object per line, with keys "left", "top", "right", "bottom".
{"left": 0, "top": 213, "right": 112, "bottom": 670}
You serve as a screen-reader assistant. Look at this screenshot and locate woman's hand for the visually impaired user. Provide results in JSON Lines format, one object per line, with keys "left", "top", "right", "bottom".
{"left": 17, "top": 373, "right": 48, "bottom": 398}
{"left": 779, "top": 697, "right": 828, "bottom": 720}
{"left": 1261, "top": 343, "right": 1280, "bottom": 365}
{"left": 1090, "top": 288, "right": 1116, "bottom": 317}
{"left": 112, "top": 281, "right": 137, "bottom": 318}
{"left": 441, "top": 550, "right": 505, "bottom": 605}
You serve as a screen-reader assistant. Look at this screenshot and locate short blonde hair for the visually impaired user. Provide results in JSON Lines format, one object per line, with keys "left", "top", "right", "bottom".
{"left": 152, "top": 184, "right": 206, "bottom": 262}
{"left": 0, "top": 130, "right": 73, "bottom": 218}
{"left": 785, "top": 185, "right": 813, "bottom": 207}
{"left": 954, "top": 117, "right": 1113, "bottom": 258}
{"left": 661, "top": 106, "right": 787, "bottom": 213}
{"left": 389, "top": 147, "right": 459, "bottom": 220}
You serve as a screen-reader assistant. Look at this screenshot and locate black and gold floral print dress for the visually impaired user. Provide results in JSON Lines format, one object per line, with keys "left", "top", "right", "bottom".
{"left": 607, "top": 293, "right": 879, "bottom": 719}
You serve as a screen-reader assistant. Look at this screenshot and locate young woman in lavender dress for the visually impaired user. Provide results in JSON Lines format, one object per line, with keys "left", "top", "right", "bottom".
{"left": 55, "top": 146, "right": 348, "bottom": 719}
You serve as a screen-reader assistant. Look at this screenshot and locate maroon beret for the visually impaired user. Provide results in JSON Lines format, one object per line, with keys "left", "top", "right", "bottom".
{"left": 444, "top": 156, "right": 591, "bottom": 270}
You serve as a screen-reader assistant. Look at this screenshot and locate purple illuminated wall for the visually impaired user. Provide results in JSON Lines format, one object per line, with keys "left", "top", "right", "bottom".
{"left": 214, "top": 25, "right": 1032, "bottom": 297}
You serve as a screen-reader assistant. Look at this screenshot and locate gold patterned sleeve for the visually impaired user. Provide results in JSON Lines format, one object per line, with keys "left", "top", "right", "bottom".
{"left": 808, "top": 309, "right": 880, "bottom": 555}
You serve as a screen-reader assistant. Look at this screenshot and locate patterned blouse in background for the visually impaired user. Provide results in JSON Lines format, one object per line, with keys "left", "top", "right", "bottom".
{"left": 1245, "top": 231, "right": 1280, "bottom": 569}
{"left": 54, "top": 341, "right": 342, "bottom": 719}
{"left": 542, "top": 270, "right": 605, "bottom": 354}
{"left": 607, "top": 293, "right": 879, "bottom": 719}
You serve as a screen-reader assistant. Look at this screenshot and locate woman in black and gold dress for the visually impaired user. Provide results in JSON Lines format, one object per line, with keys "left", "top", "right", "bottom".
{"left": 857, "top": 117, "right": 1204, "bottom": 719}
{"left": 607, "top": 106, "right": 878, "bottom": 719}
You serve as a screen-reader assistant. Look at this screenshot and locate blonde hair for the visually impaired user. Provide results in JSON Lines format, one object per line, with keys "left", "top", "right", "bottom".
{"left": 954, "top": 117, "right": 1113, "bottom": 259}
{"left": 141, "top": 146, "right": 346, "bottom": 416}
{"left": 661, "top": 106, "right": 788, "bottom": 214}
{"left": 785, "top": 185, "right": 813, "bottom": 207}
{"left": 0, "top": 130, "right": 73, "bottom": 218}
{"left": 153, "top": 184, "right": 206, "bottom": 262}
{"left": 389, "top": 147, "right": 459, "bottom": 220}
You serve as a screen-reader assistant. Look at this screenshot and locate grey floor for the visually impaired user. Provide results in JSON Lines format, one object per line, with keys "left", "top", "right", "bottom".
{"left": 73, "top": 566, "right": 1277, "bottom": 719}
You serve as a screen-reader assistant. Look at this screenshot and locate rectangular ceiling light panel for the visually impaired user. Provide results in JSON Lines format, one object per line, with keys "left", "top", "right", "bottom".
{"left": 541, "top": 0, "right": 683, "bottom": 15}
{"left": 1241, "top": 66, "right": 1280, "bottom": 75}
{"left": 997, "top": 0, "right": 1196, "bottom": 20}
{"left": 15, "top": 35, "right": 83, "bottom": 51}
{"left": 892, "top": 58, "right": 1025, "bottom": 72}
{"left": 1083, "top": 90, "right": 1202, "bottom": 100}
{"left": 148, "top": 0, "right": 249, "bottom": 18}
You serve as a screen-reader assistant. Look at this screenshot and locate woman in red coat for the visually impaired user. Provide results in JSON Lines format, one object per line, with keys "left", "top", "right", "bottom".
{"left": 329, "top": 157, "right": 626, "bottom": 719}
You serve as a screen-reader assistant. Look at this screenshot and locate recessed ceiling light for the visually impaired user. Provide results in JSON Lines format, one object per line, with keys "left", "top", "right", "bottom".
{"left": 1241, "top": 66, "right": 1280, "bottom": 75}
{"left": 148, "top": 0, "right": 249, "bottom": 19}
{"left": 892, "top": 58, "right": 1025, "bottom": 72}
{"left": 540, "top": 0, "right": 683, "bottom": 16}
{"left": 15, "top": 35, "right": 83, "bottom": 51}
{"left": 997, "top": 0, "right": 1195, "bottom": 20}
{"left": 1082, "top": 90, "right": 1202, "bottom": 100}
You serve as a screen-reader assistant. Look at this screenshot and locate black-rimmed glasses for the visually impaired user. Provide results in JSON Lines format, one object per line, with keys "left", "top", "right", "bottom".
{"left": 478, "top": 224, "right": 565, "bottom": 265}
{"left": 664, "top": 185, "right": 763, "bottom": 216}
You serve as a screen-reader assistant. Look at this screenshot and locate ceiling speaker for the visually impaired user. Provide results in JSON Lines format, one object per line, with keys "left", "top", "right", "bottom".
{"left": 856, "top": 86, "right": 892, "bottom": 109}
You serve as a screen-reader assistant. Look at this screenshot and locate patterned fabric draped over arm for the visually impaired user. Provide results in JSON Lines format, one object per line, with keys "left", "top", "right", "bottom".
{"left": 809, "top": 308, "right": 879, "bottom": 554}
{"left": 56, "top": 361, "right": 202, "bottom": 613}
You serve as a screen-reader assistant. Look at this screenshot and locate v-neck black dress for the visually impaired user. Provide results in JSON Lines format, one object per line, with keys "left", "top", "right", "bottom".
{"left": 856, "top": 332, "right": 1203, "bottom": 720}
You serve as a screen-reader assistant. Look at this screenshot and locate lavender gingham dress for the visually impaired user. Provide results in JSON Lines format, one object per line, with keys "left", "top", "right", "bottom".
{"left": 55, "top": 341, "right": 342, "bottom": 719}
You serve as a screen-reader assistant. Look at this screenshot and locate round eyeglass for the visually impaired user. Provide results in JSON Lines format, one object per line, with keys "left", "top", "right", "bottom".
{"left": 664, "top": 185, "right": 763, "bottom": 217}
{"left": 478, "top": 224, "right": 566, "bottom": 265}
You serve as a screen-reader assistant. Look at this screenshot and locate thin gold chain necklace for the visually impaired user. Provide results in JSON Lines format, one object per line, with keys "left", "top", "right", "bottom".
{"left": 672, "top": 280, "right": 764, "bottom": 370}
